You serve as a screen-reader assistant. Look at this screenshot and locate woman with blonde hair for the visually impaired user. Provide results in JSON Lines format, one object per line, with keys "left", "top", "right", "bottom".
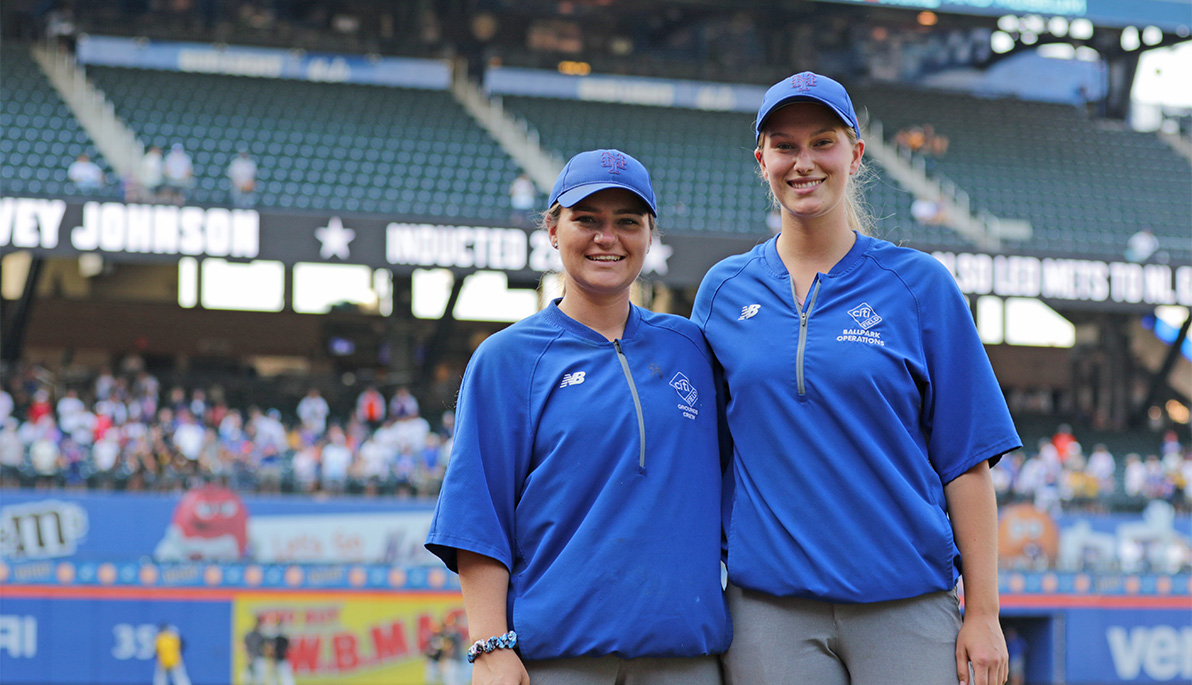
{"left": 693, "top": 72, "right": 1019, "bottom": 685}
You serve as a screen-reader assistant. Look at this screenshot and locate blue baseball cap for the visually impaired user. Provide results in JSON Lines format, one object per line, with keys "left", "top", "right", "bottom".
{"left": 548, "top": 149, "right": 657, "bottom": 215}
{"left": 755, "top": 72, "right": 859, "bottom": 140}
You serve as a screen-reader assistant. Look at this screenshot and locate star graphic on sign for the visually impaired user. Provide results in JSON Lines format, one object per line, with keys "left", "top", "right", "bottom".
{"left": 642, "top": 239, "right": 673, "bottom": 275}
{"left": 315, "top": 216, "right": 355, "bottom": 260}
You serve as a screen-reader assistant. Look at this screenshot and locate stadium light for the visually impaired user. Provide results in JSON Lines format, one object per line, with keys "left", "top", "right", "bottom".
{"left": 1121, "top": 26, "right": 1141, "bottom": 51}
{"left": 991, "top": 31, "right": 1015, "bottom": 54}
{"left": 997, "top": 15, "right": 1018, "bottom": 32}
{"left": 1074, "top": 46, "right": 1100, "bottom": 61}
{"left": 1048, "top": 17, "right": 1069, "bottom": 37}
{"left": 1142, "top": 26, "right": 1163, "bottom": 46}
{"left": 558, "top": 60, "right": 591, "bottom": 76}
{"left": 1021, "top": 15, "right": 1045, "bottom": 34}
{"left": 1070, "top": 19, "right": 1094, "bottom": 40}
{"left": 917, "top": 11, "right": 938, "bottom": 27}
{"left": 1038, "top": 44, "right": 1076, "bottom": 60}
{"left": 1020, "top": 31, "right": 1039, "bottom": 46}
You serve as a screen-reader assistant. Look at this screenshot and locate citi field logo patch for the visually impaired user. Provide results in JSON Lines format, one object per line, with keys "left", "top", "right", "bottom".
{"left": 559, "top": 371, "right": 586, "bottom": 388}
{"left": 847, "top": 302, "right": 882, "bottom": 330}
{"left": 739, "top": 304, "right": 761, "bottom": 320}
{"left": 601, "top": 151, "right": 627, "bottom": 175}
{"left": 669, "top": 372, "right": 698, "bottom": 405}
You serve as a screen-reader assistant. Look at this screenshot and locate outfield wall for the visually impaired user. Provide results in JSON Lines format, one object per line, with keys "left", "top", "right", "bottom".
{"left": 2, "top": 489, "right": 1188, "bottom": 684}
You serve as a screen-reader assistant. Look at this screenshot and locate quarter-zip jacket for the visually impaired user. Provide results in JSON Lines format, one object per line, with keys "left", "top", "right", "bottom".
{"left": 426, "top": 300, "right": 731, "bottom": 659}
{"left": 693, "top": 233, "right": 1021, "bottom": 603}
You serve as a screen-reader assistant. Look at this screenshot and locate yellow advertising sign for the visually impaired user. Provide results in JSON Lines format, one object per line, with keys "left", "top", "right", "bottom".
{"left": 233, "top": 591, "right": 467, "bottom": 685}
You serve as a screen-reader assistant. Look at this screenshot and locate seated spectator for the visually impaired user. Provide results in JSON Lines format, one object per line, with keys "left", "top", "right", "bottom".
{"left": 356, "top": 386, "right": 385, "bottom": 430}
{"left": 67, "top": 154, "right": 105, "bottom": 193}
{"left": 911, "top": 195, "right": 946, "bottom": 225}
{"left": 140, "top": 146, "right": 164, "bottom": 202}
{"left": 227, "top": 148, "right": 258, "bottom": 208}
{"left": 1085, "top": 443, "right": 1116, "bottom": 494}
{"left": 1052, "top": 423, "right": 1078, "bottom": 463}
{"left": 1123, "top": 454, "right": 1146, "bottom": 497}
{"left": 0, "top": 419, "right": 24, "bottom": 486}
{"left": 291, "top": 444, "right": 320, "bottom": 494}
{"left": 162, "top": 144, "right": 193, "bottom": 204}
{"left": 0, "top": 388, "right": 12, "bottom": 425}
{"left": 1125, "top": 228, "right": 1160, "bottom": 263}
{"left": 388, "top": 387, "right": 419, "bottom": 421}
{"left": 30, "top": 427, "right": 62, "bottom": 489}
{"left": 1143, "top": 455, "right": 1174, "bottom": 499}
{"left": 297, "top": 388, "right": 330, "bottom": 437}
{"left": 320, "top": 426, "right": 352, "bottom": 494}
{"left": 91, "top": 432, "right": 121, "bottom": 488}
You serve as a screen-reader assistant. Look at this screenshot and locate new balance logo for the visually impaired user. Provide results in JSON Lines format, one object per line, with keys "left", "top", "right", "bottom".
{"left": 847, "top": 302, "right": 883, "bottom": 330}
{"left": 739, "top": 304, "right": 761, "bottom": 320}
{"left": 559, "top": 371, "right": 587, "bottom": 388}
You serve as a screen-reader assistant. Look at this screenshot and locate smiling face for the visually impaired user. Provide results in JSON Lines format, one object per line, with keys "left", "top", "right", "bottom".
{"left": 549, "top": 188, "right": 653, "bottom": 302}
{"left": 756, "top": 102, "right": 864, "bottom": 227}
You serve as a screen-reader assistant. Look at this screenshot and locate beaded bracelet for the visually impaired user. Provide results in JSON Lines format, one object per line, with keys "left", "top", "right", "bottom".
{"left": 466, "top": 630, "right": 518, "bottom": 664}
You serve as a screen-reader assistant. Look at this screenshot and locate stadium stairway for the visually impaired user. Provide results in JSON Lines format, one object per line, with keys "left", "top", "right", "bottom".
{"left": 1, "top": 44, "right": 121, "bottom": 199}
{"left": 450, "top": 68, "right": 562, "bottom": 197}
{"left": 30, "top": 43, "right": 143, "bottom": 181}
{"left": 862, "top": 117, "right": 1029, "bottom": 251}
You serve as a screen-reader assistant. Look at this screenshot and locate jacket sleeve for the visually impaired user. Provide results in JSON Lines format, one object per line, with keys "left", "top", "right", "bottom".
{"left": 425, "top": 339, "right": 533, "bottom": 573}
{"left": 916, "top": 262, "right": 1022, "bottom": 484}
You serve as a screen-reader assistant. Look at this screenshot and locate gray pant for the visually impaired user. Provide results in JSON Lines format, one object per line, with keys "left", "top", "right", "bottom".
{"left": 525, "top": 654, "right": 722, "bottom": 685}
{"left": 722, "top": 583, "right": 962, "bottom": 685}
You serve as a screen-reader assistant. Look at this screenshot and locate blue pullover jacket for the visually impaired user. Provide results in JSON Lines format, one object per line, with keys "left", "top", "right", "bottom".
{"left": 427, "top": 300, "right": 731, "bottom": 659}
{"left": 694, "top": 233, "right": 1021, "bottom": 603}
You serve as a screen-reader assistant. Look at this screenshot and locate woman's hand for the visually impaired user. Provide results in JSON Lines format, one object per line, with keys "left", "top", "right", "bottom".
{"left": 471, "top": 647, "right": 530, "bottom": 685}
{"left": 956, "top": 609, "right": 1008, "bottom": 685}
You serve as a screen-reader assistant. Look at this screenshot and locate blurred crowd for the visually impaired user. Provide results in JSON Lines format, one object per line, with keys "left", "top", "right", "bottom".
{"left": 2, "top": 363, "right": 1190, "bottom": 513}
{"left": 992, "top": 423, "right": 1192, "bottom": 514}
{"left": 0, "top": 364, "right": 453, "bottom": 499}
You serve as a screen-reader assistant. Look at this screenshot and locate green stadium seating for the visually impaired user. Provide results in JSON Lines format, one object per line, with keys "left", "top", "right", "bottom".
{"left": 501, "top": 94, "right": 960, "bottom": 242}
{"left": 851, "top": 83, "right": 1192, "bottom": 262}
{"left": 0, "top": 44, "right": 119, "bottom": 199}
{"left": 86, "top": 66, "right": 520, "bottom": 221}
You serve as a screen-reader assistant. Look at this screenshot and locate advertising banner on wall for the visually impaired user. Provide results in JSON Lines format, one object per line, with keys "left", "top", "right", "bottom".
{"left": 0, "top": 595, "right": 232, "bottom": 685}
{"left": 0, "top": 488, "right": 440, "bottom": 566}
{"left": 0, "top": 196, "right": 754, "bottom": 289}
{"left": 0, "top": 589, "right": 467, "bottom": 685}
{"left": 232, "top": 592, "right": 466, "bottom": 684}
{"left": 4, "top": 195, "right": 1188, "bottom": 304}
{"left": 1065, "top": 607, "right": 1192, "bottom": 684}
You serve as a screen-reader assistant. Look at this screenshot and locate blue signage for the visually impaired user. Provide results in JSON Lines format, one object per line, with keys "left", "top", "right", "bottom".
{"left": 1066, "top": 608, "right": 1192, "bottom": 683}
{"left": 0, "top": 597, "right": 231, "bottom": 685}
{"left": 76, "top": 36, "right": 451, "bottom": 89}
{"left": 485, "top": 66, "right": 768, "bottom": 112}
{"left": 0, "top": 489, "right": 439, "bottom": 567}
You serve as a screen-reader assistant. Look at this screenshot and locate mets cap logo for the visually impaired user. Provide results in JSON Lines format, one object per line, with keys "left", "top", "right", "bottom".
{"left": 601, "top": 151, "right": 627, "bottom": 175}
{"left": 669, "top": 372, "right": 698, "bottom": 405}
{"left": 847, "top": 302, "right": 882, "bottom": 330}
{"left": 791, "top": 72, "right": 818, "bottom": 92}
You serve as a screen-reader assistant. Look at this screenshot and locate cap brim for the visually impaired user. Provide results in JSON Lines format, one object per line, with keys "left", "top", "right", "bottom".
{"left": 555, "top": 182, "right": 656, "bottom": 214}
{"left": 758, "top": 96, "right": 856, "bottom": 137}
